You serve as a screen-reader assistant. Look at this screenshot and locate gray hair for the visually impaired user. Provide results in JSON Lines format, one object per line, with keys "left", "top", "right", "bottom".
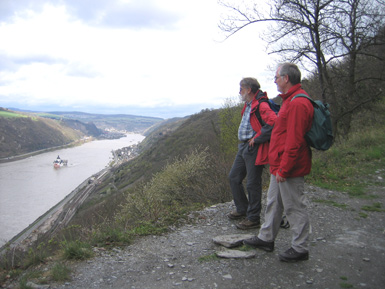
{"left": 239, "top": 77, "right": 261, "bottom": 93}
{"left": 278, "top": 63, "right": 301, "bottom": 85}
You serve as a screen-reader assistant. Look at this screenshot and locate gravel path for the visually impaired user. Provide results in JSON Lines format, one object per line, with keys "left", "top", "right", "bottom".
{"left": 18, "top": 185, "right": 385, "bottom": 289}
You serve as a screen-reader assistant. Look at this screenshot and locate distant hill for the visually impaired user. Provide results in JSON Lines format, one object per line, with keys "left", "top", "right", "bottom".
{"left": 0, "top": 108, "right": 85, "bottom": 159}
{"left": 37, "top": 110, "right": 163, "bottom": 133}
{"left": 69, "top": 108, "right": 232, "bottom": 228}
{"left": 1, "top": 108, "right": 165, "bottom": 159}
{"left": 116, "top": 109, "right": 223, "bottom": 187}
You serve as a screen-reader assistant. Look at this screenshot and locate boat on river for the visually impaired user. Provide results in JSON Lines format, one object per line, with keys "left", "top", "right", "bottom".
{"left": 53, "top": 155, "right": 68, "bottom": 168}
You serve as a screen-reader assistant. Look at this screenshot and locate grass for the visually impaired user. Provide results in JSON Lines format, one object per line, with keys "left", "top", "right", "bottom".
{"left": 0, "top": 111, "right": 27, "bottom": 118}
{"left": 92, "top": 226, "right": 133, "bottom": 246}
{"left": 313, "top": 199, "right": 349, "bottom": 209}
{"left": 61, "top": 240, "right": 93, "bottom": 260}
{"left": 359, "top": 212, "right": 368, "bottom": 218}
{"left": 198, "top": 254, "right": 220, "bottom": 262}
{"left": 307, "top": 125, "right": 385, "bottom": 198}
{"left": 339, "top": 283, "right": 354, "bottom": 288}
{"left": 339, "top": 276, "right": 354, "bottom": 288}
{"left": 23, "top": 244, "right": 48, "bottom": 268}
{"left": 50, "top": 263, "right": 71, "bottom": 282}
{"left": 361, "top": 202, "right": 384, "bottom": 212}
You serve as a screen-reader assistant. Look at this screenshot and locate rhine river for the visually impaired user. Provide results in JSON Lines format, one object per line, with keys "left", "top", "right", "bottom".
{"left": 0, "top": 134, "right": 145, "bottom": 247}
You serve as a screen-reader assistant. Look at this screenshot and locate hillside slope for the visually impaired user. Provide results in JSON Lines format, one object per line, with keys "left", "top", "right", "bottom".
{"left": 114, "top": 109, "right": 224, "bottom": 189}
{"left": 69, "top": 108, "right": 232, "bottom": 229}
{"left": 42, "top": 111, "right": 163, "bottom": 132}
{"left": 0, "top": 109, "right": 85, "bottom": 159}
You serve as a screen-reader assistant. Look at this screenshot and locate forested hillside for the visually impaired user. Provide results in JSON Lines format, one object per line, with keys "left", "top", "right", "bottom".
{"left": 0, "top": 109, "right": 85, "bottom": 159}
{"left": 40, "top": 111, "right": 163, "bottom": 132}
{"left": 69, "top": 108, "right": 233, "bottom": 230}
{"left": 0, "top": 108, "right": 164, "bottom": 159}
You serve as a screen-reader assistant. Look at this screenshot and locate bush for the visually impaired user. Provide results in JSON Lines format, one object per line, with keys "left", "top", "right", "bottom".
{"left": 51, "top": 263, "right": 71, "bottom": 282}
{"left": 116, "top": 148, "right": 226, "bottom": 230}
{"left": 91, "top": 223, "right": 132, "bottom": 246}
{"left": 61, "top": 240, "right": 93, "bottom": 260}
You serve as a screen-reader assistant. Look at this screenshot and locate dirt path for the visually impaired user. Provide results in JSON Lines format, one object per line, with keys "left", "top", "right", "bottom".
{"left": 11, "top": 185, "right": 385, "bottom": 289}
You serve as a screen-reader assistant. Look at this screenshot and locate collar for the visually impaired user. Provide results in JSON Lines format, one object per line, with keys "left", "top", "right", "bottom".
{"left": 279, "top": 83, "right": 302, "bottom": 100}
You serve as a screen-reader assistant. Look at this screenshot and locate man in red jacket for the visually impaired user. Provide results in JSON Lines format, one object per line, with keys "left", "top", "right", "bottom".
{"left": 228, "top": 77, "right": 277, "bottom": 230}
{"left": 244, "top": 63, "right": 314, "bottom": 262}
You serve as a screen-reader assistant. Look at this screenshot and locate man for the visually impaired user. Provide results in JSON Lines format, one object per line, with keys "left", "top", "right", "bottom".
{"left": 228, "top": 77, "right": 277, "bottom": 230}
{"left": 244, "top": 63, "right": 314, "bottom": 262}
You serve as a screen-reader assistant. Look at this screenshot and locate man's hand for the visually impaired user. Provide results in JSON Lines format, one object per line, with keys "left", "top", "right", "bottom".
{"left": 248, "top": 138, "right": 255, "bottom": 147}
{"left": 276, "top": 173, "right": 286, "bottom": 183}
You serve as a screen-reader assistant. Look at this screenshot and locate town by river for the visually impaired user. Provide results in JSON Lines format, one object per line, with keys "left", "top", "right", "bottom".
{"left": 0, "top": 134, "right": 144, "bottom": 247}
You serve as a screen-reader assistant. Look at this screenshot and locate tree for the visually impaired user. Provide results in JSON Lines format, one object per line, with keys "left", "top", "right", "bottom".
{"left": 219, "top": 0, "right": 385, "bottom": 138}
{"left": 219, "top": 97, "right": 243, "bottom": 160}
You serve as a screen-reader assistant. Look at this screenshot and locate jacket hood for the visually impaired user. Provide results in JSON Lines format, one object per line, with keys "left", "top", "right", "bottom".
{"left": 255, "top": 90, "right": 267, "bottom": 100}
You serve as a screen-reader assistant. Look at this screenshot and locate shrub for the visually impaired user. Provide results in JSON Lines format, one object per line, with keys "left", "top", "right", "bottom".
{"left": 116, "top": 148, "right": 223, "bottom": 230}
{"left": 61, "top": 240, "right": 93, "bottom": 260}
{"left": 51, "top": 263, "right": 71, "bottom": 282}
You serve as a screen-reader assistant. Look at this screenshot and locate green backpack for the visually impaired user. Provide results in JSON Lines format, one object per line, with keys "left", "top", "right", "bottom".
{"left": 291, "top": 94, "right": 333, "bottom": 151}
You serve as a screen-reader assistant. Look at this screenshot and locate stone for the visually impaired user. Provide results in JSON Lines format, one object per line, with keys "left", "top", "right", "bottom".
{"left": 212, "top": 234, "right": 255, "bottom": 248}
{"left": 216, "top": 248, "right": 256, "bottom": 259}
{"left": 26, "top": 282, "right": 50, "bottom": 289}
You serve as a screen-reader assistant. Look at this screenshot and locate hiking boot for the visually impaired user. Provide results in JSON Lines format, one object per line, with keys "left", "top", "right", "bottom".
{"left": 227, "top": 211, "right": 246, "bottom": 220}
{"left": 243, "top": 236, "right": 274, "bottom": 252}
{"left": 280, "top": 215, "right": 290, "bottom": 229}
{"left": 235, "top": 218, "right": 260, "bottom": 230}
{"left": 278, "top": 247, "right": 309, "bottom": 262}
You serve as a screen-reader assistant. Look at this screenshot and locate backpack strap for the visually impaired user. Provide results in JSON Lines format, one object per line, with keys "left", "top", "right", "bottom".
{"left": 255, "top": 98, "right": 268, "bottom": 126}
{"left": 291, "top": 93, "right": 319, "bottom": 109}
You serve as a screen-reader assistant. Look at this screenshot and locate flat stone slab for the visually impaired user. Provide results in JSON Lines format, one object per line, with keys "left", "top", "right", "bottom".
{"left": 216, "top": 248, "right": 256, "bottom": 259}
{"left": 212, "top": 234, "right": 254, "bottom": 248}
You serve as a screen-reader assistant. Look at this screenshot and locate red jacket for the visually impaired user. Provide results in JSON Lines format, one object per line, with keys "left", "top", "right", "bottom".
{"left": 241, "top": 90, "right": 277, "bottom": 165}
{"left": 269, "top": 84, "right": 314, "bottom": 177}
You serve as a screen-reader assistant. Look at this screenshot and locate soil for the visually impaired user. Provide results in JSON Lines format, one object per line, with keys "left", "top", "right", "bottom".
{"left": 4, "top": 185, "right": 385, "bottom": 289}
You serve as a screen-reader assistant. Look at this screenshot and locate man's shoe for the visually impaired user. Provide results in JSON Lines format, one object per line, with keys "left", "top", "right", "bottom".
{"left": 280, "top": 215, "right": 290, "bottom": 229}
{"left": 243, "top": 236, "right": 274, "bottom": 252}
{"left": 278, "top": 247, "right": 309, "bottom": 262}
{"left": 227, "top": 211, "right": 246, "bottom": 220}
{"left": 235, "top": 219, "right": 260, "bottom": 230}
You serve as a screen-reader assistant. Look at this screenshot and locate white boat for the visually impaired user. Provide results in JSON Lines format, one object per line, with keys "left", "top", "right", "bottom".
{"left": 53, "top": 155, "right": 68, "bottom": 168}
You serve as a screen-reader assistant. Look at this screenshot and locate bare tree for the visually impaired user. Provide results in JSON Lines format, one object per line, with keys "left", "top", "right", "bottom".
{"left": 219, "top": 0, "right": 385, "bottom": 137}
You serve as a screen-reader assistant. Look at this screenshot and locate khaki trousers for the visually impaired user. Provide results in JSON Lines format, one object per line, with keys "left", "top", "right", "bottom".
{"left": 258, "top": 174, "right": 309, "bottom": 253}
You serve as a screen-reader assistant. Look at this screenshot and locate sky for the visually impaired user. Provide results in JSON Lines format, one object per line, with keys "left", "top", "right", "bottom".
{"left": 0, "top": 0, "right": 279, "bottom": 119}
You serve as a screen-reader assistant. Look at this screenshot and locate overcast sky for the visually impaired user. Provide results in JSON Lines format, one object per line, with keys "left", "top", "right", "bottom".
{"left": 0, "top": 0, "right": 278, "bottom": 118}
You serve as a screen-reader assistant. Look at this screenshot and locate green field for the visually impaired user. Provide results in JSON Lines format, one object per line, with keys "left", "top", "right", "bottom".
{"left": 0, "top": 111, "right": 27, "bottom": 118}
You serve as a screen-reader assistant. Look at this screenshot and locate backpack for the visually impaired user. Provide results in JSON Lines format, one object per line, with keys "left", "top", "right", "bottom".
{"left": 255, "top": 98, "right": 280, "bottom": 126}
{"left": 291, "top": 94, "right": 333, "bottom": 151}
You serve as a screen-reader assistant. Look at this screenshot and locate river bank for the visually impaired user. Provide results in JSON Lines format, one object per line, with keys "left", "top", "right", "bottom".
{"left": 0, "top": 134, "right": 144, "bottom": 249}
{"left": 0, "top": 138, "right": 142, "bottom": 252}
{"left": 0, "top": 138, "right": 91, "bottom": 164}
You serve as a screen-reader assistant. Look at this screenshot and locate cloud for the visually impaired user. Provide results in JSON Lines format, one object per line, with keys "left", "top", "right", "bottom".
{"left": 0, "top": 0, "right": 47, "bottom": 22}
{"left": 0, "top": 0, "right": 181, "bottom": 29}
{"left": 65, "top": 0, "right": 181, "bottom": 29}
{"left": 65, "top": 62, "right": 101, "bottom": 78}
{"left": 0, "top": 0, "right": 279, "bottom": 118}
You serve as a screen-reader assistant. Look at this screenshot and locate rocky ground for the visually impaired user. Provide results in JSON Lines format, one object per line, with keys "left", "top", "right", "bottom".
{"left": 5, "top": 185, "right": 385, "bottom": 289}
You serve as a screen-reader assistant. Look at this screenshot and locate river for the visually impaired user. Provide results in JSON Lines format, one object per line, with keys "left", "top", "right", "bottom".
{"left": 0, "top": 134, "right": 145, "bottom": 247}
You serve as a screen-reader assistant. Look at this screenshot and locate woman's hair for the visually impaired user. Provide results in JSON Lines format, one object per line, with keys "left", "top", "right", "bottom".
{"left": 278, "top": 63, "right": 301, "bottom": 85}
{"left": 240, "top": 77, "right": 261, "bottom": 93}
